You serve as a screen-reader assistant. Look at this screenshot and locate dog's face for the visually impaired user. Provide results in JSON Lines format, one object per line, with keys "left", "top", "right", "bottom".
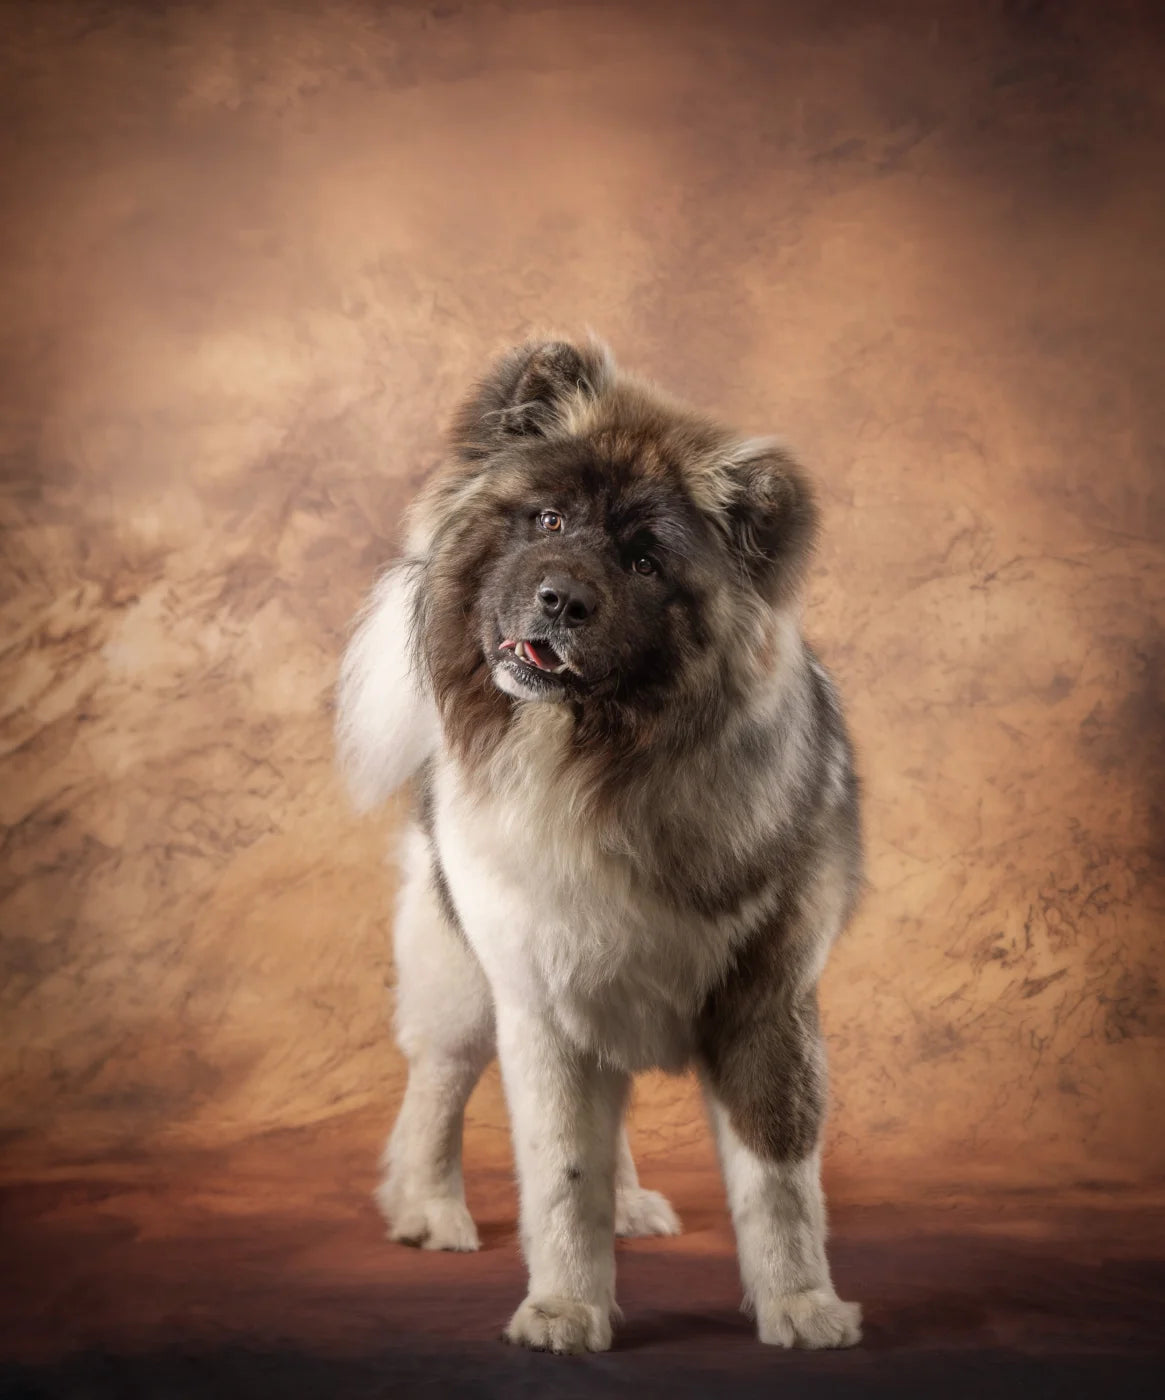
{"left": 413, "top": 339, "right": 817, "bottom": 752}
{"left": 477, "top": 436, "right": 718, "bottom": 708}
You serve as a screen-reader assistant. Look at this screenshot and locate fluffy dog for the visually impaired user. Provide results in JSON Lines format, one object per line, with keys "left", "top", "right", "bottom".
{"left": 336, "top": 337, "right": 863, "bottom": 1354}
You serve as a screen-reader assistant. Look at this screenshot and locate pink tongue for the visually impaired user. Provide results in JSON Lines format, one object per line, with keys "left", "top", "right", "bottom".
{"left": 526, "top": 640, "right": 557, "bottom": 669}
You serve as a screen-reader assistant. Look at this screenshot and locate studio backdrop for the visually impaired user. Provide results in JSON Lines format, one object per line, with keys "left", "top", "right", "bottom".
{"left": 2, "top": 0, "right": 1161, "bottom": 1244}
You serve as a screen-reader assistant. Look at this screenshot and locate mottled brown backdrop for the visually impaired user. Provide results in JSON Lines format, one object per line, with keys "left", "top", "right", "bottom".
{"left": 2, "top": 0, "right": 1164, "bottom": 1383}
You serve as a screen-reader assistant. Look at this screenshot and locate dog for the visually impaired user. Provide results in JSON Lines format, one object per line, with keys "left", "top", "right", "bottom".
{"left": 336, "top": 336, "right": 863, "bottom": 1354}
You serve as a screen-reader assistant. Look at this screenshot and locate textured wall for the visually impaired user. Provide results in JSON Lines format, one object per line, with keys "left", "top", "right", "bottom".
{"left": 1, "top": 0, "right": 1162, "bottom": 1202}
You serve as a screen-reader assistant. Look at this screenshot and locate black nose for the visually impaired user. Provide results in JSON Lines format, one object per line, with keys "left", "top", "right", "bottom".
{"left": 537, "top": 574, "right": 597, "bottom": 627}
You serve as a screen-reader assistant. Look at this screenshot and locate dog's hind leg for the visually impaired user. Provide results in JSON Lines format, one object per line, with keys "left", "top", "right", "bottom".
{"left": 614, "top": 1125, "right": 681, "bottom": 1238}
{"left": 377, "top": 822, "right": 495, "bottom": 1251}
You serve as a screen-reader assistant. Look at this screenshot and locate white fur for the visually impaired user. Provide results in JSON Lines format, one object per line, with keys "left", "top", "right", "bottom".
{"left": 704, "top": 1099, "right": 861, "bottom": 1347}
{"left": 375, "top": 821, "right": 683, "bottom": 1282}
{"left": 376, "top": 825, "right": 493, "bottom": 1251}
{"left": 615, "top": 1130, "right": 681, "bottom": 1238}
{"left": 435, "top": 738, "right": 749, "bottom": 1073}
{"left": 335, "top": 564, "right": 438, "bottom": 811}
{"left": 496, "top": 1005, "right": 626, "bottom": 1353}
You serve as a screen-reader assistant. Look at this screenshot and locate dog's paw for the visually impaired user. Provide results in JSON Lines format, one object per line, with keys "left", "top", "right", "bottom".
{"left": 502, "top": 1295, "right": 613, "bottom": 1354}
{"left": 615, "top": 1186, "right": 681, "bottom": 1238}
{"left": 375, "top": 1179, "right": 480, "bottom": 1252}
{"left": 756, "top": 1289, "right": 862, "bottom": 1349}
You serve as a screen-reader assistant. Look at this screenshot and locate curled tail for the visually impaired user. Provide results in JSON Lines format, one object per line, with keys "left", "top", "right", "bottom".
{"left": 335, "top": 562, "right": 439, "bottom": 811}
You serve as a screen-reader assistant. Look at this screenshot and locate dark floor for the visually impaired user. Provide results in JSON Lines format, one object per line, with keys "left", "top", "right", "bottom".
{"left": 1, "top": 1143, "right": 1162, "bottom": 1398}
{"left": 3, "top": 1346, "right": 1162, "bottom": 1400}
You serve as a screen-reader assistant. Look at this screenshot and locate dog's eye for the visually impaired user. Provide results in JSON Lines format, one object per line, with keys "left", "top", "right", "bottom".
{"left": 538, "top": 510, "right": 564, "bottom": 533}
{"left": 631, "top": 556, "right": 657, "bottom": 576}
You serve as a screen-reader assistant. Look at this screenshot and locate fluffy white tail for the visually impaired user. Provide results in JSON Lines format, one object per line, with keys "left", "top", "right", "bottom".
{"left": 335, "top": 563, "right": 439, "bottom": 811}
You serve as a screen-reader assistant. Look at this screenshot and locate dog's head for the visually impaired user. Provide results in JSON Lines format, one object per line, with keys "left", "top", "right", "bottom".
{"left": 410, "top": 337, "right": 818, "bottom": 756}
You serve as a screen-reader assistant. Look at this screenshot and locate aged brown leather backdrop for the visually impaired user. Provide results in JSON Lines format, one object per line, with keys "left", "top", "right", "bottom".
{"left": 1, "top": 0, "right": 1163, "bottom": 1391}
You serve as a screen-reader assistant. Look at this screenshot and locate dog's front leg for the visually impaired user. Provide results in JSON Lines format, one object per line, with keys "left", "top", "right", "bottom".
{"left": 496, "top": 1008, "right": 626, "bottom": 1354}
{"left": 705, "top": 1095, "right": 861, "bottom": 1349}
{"left": 699, "top": 984, "right": 862, "bottom": 1349}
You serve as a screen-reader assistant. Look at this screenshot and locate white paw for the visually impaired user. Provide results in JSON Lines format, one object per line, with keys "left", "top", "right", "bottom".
{"left": 757, "top": 1289, "right": 862, "bottom": 1348}
{"left": 503, "top": 1295, "right": 613, "bottom": 1354}
{"left": 375, "top": 1178, "right": 480, "bottom": 1252}
{"left": 615, "top": 1185, "right": 681, "bottom": 1238}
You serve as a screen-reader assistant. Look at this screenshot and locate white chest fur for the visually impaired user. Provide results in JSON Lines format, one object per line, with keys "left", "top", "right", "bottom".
{"left": 431, "top": 722, "right": 747, "bottom": 1073}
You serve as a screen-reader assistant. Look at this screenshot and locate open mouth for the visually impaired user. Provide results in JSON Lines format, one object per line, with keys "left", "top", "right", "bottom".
{"left": 498, "top": 637, "right": 572, "bottom": 676}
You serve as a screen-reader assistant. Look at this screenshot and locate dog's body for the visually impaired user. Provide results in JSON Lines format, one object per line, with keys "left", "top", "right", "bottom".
{"left": 337, "top": 338, "right": 863, "bottom": 1353}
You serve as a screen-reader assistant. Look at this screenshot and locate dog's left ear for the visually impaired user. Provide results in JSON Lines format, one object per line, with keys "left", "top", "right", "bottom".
{"left": 722, "top": 441, "right": 819, "bottom": 603}
{"left": 452, "top": 337, "right": 613, "bottom": 457}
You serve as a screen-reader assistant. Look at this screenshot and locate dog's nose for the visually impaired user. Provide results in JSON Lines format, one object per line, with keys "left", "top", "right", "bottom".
{"left": 537, "top": 575, "right": 597, "bottom": 627}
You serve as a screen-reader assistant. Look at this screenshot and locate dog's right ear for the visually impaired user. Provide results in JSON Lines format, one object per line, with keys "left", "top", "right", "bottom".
{"left": 451, "top": 337, "right": 613, "bottom": 458}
